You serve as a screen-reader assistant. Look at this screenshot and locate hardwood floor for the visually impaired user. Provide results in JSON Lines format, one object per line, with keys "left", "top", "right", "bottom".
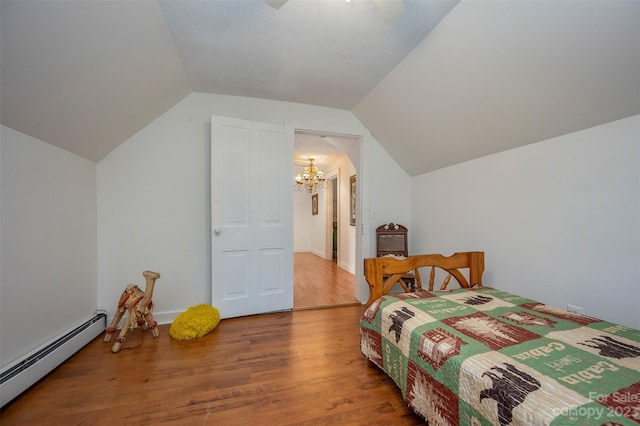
{"left": 294, "top": 252, "right": 360, "bottom": 310}
{"left": 0, "top": 306, "right": 424, "bottom": 425}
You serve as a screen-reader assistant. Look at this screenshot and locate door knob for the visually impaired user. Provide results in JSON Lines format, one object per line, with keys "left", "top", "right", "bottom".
{"left": 213, "top": 227, "right": 222, "bottom": 236}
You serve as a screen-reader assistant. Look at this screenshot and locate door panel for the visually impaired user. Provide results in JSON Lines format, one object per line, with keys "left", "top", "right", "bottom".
{"left": 259, "top": 248, "right": 285, "bottom": 295}
{"left": 221, "top": 250, "right": 249, "bottom": 300}
{"left": 211, "top": 116, "right": 293, "bottom": 318}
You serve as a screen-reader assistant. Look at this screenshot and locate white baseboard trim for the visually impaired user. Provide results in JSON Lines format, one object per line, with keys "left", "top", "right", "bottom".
{"left": 338, "top": 260, "right": 355, "bottom": 274}
{"left": 104, "top": 310, "right": 182, "bottom": 328}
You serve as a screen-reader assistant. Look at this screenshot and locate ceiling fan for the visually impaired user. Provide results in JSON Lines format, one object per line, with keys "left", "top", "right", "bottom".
{"left": 264, "top": 0, "right": 406, "bottom": 22}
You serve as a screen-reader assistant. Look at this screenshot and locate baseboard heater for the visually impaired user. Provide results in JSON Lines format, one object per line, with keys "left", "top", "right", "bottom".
{"left": 0, "top": 313, "right": 106, "bottom": 407}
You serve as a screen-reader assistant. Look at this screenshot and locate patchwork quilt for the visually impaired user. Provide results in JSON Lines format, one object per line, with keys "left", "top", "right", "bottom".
{"left": 360, "top": 288, "right": 640, "bottom": 425}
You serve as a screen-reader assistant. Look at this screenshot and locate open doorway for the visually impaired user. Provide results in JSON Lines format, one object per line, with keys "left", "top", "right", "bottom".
{"left": 292, "top": 130, "right": 360, "bottom": 310}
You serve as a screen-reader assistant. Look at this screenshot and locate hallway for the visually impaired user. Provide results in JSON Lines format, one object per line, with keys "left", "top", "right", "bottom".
{"left": 293, "top": 252, "right": 360, "bottom": 310}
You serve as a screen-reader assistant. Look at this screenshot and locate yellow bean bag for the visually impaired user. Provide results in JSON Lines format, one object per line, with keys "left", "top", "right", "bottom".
{"left": 169, "top": 304, "right": 220, "bottom": 340}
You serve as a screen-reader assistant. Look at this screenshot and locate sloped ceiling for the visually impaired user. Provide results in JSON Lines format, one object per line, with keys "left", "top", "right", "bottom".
{"left": 353, "top": 0, "right": 640, "bottom": 176}
{"left": 0, "top": 0, "right": 191, "bottom": 161}
{"left": 1, "top": 0, "right": 639, "bottom": 175}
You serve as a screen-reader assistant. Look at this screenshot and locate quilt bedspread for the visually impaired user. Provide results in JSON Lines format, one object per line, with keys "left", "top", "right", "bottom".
{"left": 360, "top": 288, "right": 640, "bottom": 425}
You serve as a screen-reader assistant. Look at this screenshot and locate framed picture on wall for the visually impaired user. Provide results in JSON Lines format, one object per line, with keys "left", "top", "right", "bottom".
{"left": 312, "top": 193, "right": 318, "bottom": 215}
{"left": 350, "top": 175, "right": 356, "bottom": 226}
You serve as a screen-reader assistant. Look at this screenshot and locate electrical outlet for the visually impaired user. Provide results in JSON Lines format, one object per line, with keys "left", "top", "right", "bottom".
{"left": 566, "top": 304, "right": 584, "bottom": 314}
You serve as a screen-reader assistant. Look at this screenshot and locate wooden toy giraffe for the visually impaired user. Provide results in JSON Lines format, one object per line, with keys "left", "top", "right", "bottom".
{"left": 103, "top": 270, "right": 161, "bottom": 353}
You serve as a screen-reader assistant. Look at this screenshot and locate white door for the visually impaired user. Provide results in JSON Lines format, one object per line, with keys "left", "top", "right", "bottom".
{"left": 211, "top": 116, "right": 293, "bottom": 318}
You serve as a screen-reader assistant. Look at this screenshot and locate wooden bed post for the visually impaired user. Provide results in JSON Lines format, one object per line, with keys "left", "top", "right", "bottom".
{"left": 364, "top": 258, "right": 383, "bottom": 308}
{"left": 468, "top": 251, "right": 484, "bottom": 288}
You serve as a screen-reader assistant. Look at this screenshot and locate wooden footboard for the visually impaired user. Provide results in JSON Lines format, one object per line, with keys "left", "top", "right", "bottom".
{"left": 363, "top": 252, "right": 484, "bottom": 308}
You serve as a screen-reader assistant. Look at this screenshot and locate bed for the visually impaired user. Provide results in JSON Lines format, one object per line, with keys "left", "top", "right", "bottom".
{"left": 360, "top": 252, "right": 640, "bottom": 425}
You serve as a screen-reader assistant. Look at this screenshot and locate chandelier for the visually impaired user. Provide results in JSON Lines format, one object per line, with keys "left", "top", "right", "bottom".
{"left": 294, "top": 158, "right": 326, "bottom": 193}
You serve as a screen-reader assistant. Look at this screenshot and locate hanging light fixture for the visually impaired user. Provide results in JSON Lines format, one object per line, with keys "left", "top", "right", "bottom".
{"left": 294, "top": 158, "right": 326, "bottom": 193}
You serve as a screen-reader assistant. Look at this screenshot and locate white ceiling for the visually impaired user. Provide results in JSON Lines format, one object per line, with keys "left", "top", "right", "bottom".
{"left": 0, "top": 0, "right": 191, "bottom": 162}
{"left": 1, "top": 0, "right": 638, "bottom": 176}
{"left": 294, "top": 131, "right": 359, "bottom": 170}
{"left": 353, "top": 0, "right": 640, "bottom": 176}
{"left": 159, "top": 0, "right": 456, "bottom": 110}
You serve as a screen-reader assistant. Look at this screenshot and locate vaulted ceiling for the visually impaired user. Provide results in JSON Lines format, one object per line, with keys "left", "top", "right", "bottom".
{"left": 1, "top": 0, "right": 638, "bottom": 176}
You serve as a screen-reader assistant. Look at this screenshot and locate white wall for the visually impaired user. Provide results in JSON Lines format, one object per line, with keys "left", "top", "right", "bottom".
{"left": 309, "top": 186, "right": 327, "bottom": 257}
{"left": 293, "top": 188, "right": 311, "bottom": 252}
{"left": 368, "top": 140, "right": 413, "bottom": 249}
{"left": 98, "top": 92, "right": 410, "bottom": 318}
{"left": 1, "top": 125, "right": 97, "bottom": 368}
{"left": 334, "top": 155, "right": 357, "bottom": 273}
{"left": 411, "top": 115, "right": 640, "bottom": 328}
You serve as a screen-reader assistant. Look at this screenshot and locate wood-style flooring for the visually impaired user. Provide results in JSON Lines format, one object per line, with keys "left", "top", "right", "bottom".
{"left": 0, "top": 306, "right": 425, "bottom": 425}
{"left": 294, "top": 252, "right": 360, "bottom": 310}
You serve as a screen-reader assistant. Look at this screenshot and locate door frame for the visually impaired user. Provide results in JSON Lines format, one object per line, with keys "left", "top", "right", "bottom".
{"left": 287, "top": 120, "right": 372, "bottom": 304}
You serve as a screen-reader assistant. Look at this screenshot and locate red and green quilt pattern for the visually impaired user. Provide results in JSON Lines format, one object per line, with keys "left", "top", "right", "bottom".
{"left": 360, "top": 288, "right": 640, "bottom": 425}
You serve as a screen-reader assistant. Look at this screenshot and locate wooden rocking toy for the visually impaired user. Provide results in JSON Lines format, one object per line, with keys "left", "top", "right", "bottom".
{"left": 104, "top": 270, "right": 161, "bottom": 353}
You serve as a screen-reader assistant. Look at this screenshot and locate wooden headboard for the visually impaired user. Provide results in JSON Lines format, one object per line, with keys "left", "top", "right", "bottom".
{"left": 363, "top": 251, "right": 485, "bottom": 308}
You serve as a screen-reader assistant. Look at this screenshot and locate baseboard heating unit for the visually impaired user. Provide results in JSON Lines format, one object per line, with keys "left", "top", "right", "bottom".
{"left": 0, "top": 313, "right": 106, "bottom": 407}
